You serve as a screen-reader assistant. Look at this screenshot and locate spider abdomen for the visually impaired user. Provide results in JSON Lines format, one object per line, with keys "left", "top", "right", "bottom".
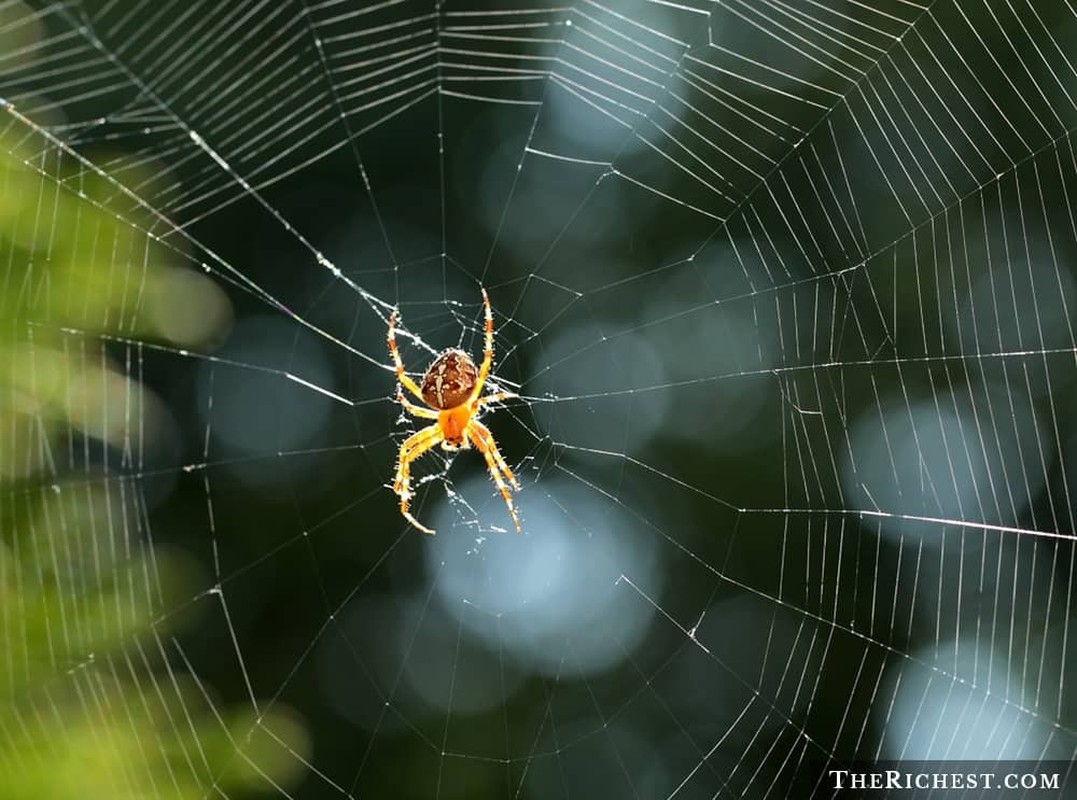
{"left": 421, "top": 348, "right": 478, "bottom": 410}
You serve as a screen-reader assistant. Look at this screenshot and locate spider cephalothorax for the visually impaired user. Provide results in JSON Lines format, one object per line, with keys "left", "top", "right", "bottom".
{"left": 386, "top": 289, "right": 520, "bottom": 534}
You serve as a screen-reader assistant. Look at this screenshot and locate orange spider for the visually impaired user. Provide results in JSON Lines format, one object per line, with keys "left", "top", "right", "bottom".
{"left": 387, "top": 289, "right": 521, "bottom": 534}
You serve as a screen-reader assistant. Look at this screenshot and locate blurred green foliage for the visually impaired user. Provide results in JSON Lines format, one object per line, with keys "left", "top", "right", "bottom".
{"left": 0, "top": 130, "right": 308, "bottom": 797}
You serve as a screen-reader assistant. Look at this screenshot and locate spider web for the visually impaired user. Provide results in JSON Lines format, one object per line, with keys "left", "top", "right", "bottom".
{"left": 3, "top": 0, "right": 1077, "bottom": 797}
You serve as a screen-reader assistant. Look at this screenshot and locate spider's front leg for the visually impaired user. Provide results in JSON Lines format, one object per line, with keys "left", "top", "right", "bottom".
{"left": 395, "top": 425, "right": 443, "bottom": 534}
{"left": 468, "top": 420, "right": 521, "bottom": 532}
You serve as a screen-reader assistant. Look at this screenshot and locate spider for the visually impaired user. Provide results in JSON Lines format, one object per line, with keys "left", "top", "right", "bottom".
{"left": 387, "top": 289, "right": 521, "bottom": 534}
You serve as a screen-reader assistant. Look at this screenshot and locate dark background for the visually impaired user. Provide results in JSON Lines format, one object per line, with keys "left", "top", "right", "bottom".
{"left": 4, "top": 0, "right": 1077, "bottom": 797}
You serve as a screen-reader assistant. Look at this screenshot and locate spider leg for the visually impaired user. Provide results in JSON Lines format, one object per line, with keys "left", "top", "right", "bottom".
{"left": 476, "top": 390, "right": 517, "bottom": 409}
{"left": 468, "top": 288, "right": 495, "bottom": 403}
{"left": 470, "top": 419, "right": 520, "bottom": 489}
{"left": 387, "top": 309, "right": 426, "bottom": 402}
{"left": 395, "top": 425, "right": 444, "bottom": 534}
{"left": 396, "top": 389, "right": 438, "bottom": 420}
{"left": 468, "top": 419, "right": 521, "bottom": 532}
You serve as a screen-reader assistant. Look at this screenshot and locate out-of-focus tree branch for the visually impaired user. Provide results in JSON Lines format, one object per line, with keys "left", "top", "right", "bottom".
{"left": 0, "top": 131, "right": 308, "bottom": 799}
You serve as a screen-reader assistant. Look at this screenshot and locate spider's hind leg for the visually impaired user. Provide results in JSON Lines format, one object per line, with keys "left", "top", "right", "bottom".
{"left": 476, "top": 390, "right": 517, "bottom": 409}
{"left": 387, "top": 309, "right": 427, "bottom": 402}
{"left": 396, "top": 390, "right": 437, "bottom": 420}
